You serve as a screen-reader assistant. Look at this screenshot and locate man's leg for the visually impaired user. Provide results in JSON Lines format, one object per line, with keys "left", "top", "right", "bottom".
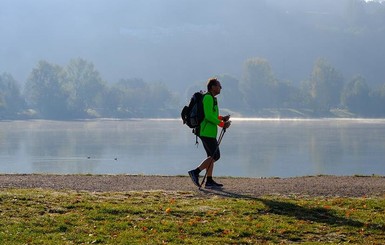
{"left": 189, "top": 137, "right": 220, "bottom": 187}
{"left": 200, "top": 139, "right": 223, "bottom": 188}
{"left": 197, "top": 156, "right": 215, "bottom": 175}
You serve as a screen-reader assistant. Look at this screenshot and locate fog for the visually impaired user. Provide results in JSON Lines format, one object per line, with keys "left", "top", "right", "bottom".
{"left": 1, "top": 0, "right": 385, "bottom": 92}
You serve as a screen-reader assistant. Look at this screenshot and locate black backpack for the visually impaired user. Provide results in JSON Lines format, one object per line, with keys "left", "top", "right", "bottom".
{"left": 181, "top": 91, "right": 205, "bottom": 136}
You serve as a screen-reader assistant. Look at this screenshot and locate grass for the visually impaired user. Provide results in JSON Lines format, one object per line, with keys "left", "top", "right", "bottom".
{"left": 0, "top": 189, "right": 385, "bottom": 244}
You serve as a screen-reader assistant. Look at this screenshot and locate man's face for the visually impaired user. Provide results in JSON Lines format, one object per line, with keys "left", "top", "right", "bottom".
{"left": 213, "top": 82, "right": 222, "bottom": 96}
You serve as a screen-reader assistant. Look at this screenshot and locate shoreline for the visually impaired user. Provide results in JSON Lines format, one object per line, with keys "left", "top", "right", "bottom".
{"left": 1, "top": 174, "right": 385, "bottom": 197}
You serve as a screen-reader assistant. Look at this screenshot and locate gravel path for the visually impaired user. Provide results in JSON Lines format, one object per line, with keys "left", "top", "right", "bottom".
{"left": 1, "top": 174, "right": 385, "bottom": 198}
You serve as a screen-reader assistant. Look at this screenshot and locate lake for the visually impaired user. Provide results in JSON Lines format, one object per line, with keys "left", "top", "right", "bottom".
{"left": 0, "top": 119, "right": 384, "bottom": 178}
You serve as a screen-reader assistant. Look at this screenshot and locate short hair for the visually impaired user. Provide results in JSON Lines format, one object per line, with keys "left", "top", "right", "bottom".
{"left": 207, "top": 78, "right": 219, "bottom": 91}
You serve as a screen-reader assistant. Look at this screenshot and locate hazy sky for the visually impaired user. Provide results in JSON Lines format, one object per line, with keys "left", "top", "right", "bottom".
{"left": 2, "top": 0, "right": 251, "bottom": 88}
{"left": 1, "top": 0, "right": 384, "bottom": 91}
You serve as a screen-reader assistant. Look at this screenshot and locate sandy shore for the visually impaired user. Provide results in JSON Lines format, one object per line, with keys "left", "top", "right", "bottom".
{"left": 1, "top": 174, "right": 385, "bottom": 198}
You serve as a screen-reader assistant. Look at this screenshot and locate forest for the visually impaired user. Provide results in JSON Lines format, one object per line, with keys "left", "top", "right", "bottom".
{"left": 1, "top": 56, "right": 385, "bottom": 120}
{"left": 1, "top": 0, "right": 385, "bottom": 119}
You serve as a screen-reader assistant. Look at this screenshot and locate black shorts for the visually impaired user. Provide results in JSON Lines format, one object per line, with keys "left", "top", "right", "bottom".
{"left": 199, "top": 136, "right": 220, "bottom": 161}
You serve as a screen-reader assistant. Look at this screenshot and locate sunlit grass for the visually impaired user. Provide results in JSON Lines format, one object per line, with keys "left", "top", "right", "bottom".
{"left": 0, "top": 189, "right": 385, "bottom": 244}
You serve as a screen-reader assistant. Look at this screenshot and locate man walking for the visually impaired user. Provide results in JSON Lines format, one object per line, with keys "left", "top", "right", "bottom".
{"left": 188, "top": 78, "right": 231, "bottom": 188}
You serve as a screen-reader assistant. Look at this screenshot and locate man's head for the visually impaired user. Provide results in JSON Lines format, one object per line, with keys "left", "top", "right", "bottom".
{"left": 207, "top": 78, "right": 222, "bottom": 96}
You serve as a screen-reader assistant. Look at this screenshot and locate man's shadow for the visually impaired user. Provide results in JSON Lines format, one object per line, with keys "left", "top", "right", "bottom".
{"left": 200, "top": 188, "right": 383, "bottom": 231}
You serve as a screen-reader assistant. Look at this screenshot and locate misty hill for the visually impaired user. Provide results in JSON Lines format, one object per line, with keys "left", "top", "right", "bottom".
{"left": 1, "top": 0, "right": 384, "bottom": 89}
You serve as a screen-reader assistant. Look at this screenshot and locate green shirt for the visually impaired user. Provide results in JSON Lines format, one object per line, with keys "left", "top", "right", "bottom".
{"left": 199, "top": 93, "right": 221, "bottom": 138}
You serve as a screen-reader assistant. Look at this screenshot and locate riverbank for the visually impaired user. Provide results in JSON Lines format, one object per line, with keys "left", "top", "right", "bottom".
{"left": 1, "top": 174, "right": 385, "bottom": 197}
{"left": 2, "top": 174, "right": 385, "bottom": 243}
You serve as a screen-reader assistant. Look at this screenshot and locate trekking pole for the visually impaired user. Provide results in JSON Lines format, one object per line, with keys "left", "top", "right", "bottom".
{"left": 199, "top": 127, "right": 226, "bottom": 189}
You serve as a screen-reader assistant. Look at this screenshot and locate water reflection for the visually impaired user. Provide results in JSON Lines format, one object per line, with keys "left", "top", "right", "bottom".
{"left": 221, "top": 119, "right": 385, "bottom": 177}
{"left": 0, "top": 119, "right": 384, "bottom": 177}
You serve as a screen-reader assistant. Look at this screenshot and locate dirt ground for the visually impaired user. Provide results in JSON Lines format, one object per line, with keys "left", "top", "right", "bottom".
{"left": 1, "top": 174, "right": 385, "bottom": 198}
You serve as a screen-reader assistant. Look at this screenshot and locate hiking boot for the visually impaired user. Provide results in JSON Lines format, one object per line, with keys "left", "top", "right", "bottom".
{"left": 188, "top": 170, "right": 200, "bottom": 187}
{"left": 205, "top": 180, "right": 223, "bottom": 189}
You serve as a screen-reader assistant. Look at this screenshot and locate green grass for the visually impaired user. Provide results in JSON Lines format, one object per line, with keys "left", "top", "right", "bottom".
{"left": 0, "top": 189, "right": 385, "bottom": 244}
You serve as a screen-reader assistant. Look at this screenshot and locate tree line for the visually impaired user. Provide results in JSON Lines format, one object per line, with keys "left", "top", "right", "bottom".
{"left": 217, "top": 58, "right": 385, "bottom": 118}
{"left": 1, "top": 57, "right": 385, "bottom": 120}
{"left": 1, "top": 58, "right": 178, "bottom": 120}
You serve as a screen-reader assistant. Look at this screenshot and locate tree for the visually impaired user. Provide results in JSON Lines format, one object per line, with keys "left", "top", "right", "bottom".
{"left": 0, "top": 73, "right": 24, "bottom": 118}
{"left": 369, "top": 83, "right": 385, "bottom": 117}
{"left": 24, "top": 60, "right": 69, "bottom": 119}
{"left": 108, "top": 78, "right": 148, "bottom": 117}
{"left": 216, "top": 74, "right": 245, "bottom": 113}
{"left": 309, "top": 58, "right": 344, "bottom": 113}
{"left": 109, "top": 78, "right": 177, "bottom": 118}
{"left": 146, "top": 82, "right": 178, "bottom": 117}
{"left": 65, "top": 58, "right": 107, "bottom": 118}
{"left": 240, "top": 58, "right": 277, "bottom": 112}
{"left": 274, "top": 80, "right": 303, "bottom": 109}
{"left": 341, "top": 75, "right": 370, "bottom": 115}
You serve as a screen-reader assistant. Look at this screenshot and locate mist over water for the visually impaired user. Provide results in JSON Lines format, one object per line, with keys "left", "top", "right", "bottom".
{"left": 1, "top": 119, "right": 384, "bottom": 177}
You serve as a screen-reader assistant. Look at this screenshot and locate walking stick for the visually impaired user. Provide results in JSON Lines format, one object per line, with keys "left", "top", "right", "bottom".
{"left": 199, "top": 127, "right": 226, "bottom": 189}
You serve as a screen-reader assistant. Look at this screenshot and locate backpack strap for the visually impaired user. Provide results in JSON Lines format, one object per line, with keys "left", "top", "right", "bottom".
{"left": 193, "top": 127, "right": 199, "bottom": 146}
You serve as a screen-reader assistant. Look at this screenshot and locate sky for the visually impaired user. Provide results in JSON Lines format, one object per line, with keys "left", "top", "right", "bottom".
{"left": 2, "top": 0, "right": 249, "bottom": 89}
{"left": 1, "top": 0, "right": 385, "bottom": 92}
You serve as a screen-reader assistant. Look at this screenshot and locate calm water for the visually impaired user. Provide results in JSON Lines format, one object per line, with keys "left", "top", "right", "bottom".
{"left": 0, "top": 119, "right": 384, "bottom": 177}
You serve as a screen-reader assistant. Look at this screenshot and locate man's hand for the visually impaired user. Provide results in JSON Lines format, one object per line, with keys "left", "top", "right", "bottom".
{"left": 224, "top": 120, "right": 231, "bottom": 129}
{"left": 222, "top": 115, "right": 231, "bottom": 122}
